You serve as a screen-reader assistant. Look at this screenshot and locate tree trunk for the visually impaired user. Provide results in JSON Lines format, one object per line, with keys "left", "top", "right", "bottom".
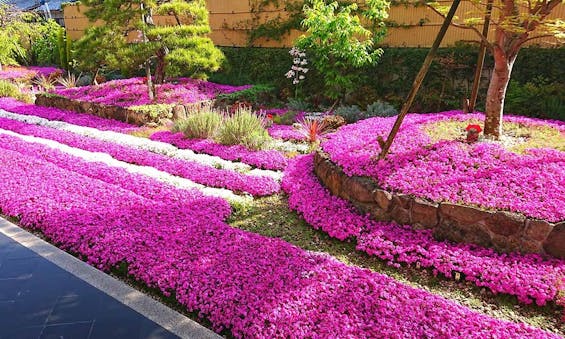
{"left": 154, "top": 47, "right": 168, "bottom": 85}
{"left": 484, "top": 48, "right": 516, "bottom": 140}
{"left": 145, "top": 61, "right": 155, "bottom": 101}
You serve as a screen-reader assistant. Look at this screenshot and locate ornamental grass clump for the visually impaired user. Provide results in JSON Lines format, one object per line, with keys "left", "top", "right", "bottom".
{"left": 0, "top": 80, "right": 21, "bottom": 98}
{"left": 174, "top": 105, "right": 223, "bottom": 139}
{"left": 216, "top": 107, "right": 271, "bottom": 150}
{"left": 0, "top": 80, "right": 32, "bottom": 103}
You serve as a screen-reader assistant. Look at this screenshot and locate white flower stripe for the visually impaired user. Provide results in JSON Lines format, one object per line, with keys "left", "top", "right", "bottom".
{"left": 0, "top": 127, "right": 250, "bottom": 204}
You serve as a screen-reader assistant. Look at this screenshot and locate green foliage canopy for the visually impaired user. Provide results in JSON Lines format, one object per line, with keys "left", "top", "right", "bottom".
{"left": 76, "top": 0, "right": 224, "bottom": 80}
{"left": 295, "top": 0, "right": 390, "bottom": 100}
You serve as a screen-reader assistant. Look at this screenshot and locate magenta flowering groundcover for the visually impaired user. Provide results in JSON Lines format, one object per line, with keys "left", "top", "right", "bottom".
{"left": 0, "top": 98, "right": 138, "bottom": 133}
{"left": 151, "top": 131, "right": 288, "bottom": 171}
{"left": 0, "top": 66, "right": 62, "bottom": 81}
{"left": 268, "top": 124, "right": 306, "bottom": 141}
{"left": 53, "top": 77, "right": 251, "bottom": 108}
{"left": 0, "top": 135, "right": 558, "bottom": 338}
{"left": 321, "top": 111, "right": 565, "bottom": 222}
{"left": 0, "top": 117, "right": 279, "bottom": 196}
{"left": 282, "top": 155, "right": 565, "bottom": 307}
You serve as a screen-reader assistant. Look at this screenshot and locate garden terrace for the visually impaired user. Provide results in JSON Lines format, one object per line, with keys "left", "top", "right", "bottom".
{"left": 314, "top": 112, "right": 565, "bottom": 258}
{"left": 37, "top": 77, "right": 251, "bottom": 125}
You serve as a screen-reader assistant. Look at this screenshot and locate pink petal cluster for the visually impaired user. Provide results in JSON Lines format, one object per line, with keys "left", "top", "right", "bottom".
{"left": 0, "top": 97, "right": 138, "bottom": 133}
{"left": 0, "top": 117, "right": 279, "bottom": 196}
{"left": 0, "top": 134, "right": 558, "bottom": 338}
{"left": 268, "top": 124, "right": 306, "bottom": 141}
{"left": 53, "top": 77, "right": 251, "bottom": 107}
{"left": 322, "top": 111, "right": 565, "bottom": 221}
{"left": 282, "top": 155, "right": 565, "bottom": 306}
{"left": 0, "top": 66, "right": 62, "bottom": 81}
{"left": 151, "top": 131, "right": 288, "bottom": 170}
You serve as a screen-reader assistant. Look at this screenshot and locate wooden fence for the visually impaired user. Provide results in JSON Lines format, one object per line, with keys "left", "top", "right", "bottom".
{"left": 64, "top": 1, "right": 565, "bottom": 47}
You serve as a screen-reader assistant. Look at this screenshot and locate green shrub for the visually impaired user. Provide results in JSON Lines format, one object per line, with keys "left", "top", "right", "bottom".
{"left": 175, "top": 106, "right": 223, "bottom": 139}
{"left": 366, "top": 101, "right": 398, "bottom": 117}
{"left": 0, "top": 80, "right": 21, "bottom": 98}
{"left": 505, "top": 79, "right": 565, "bottom": 121}
{"left": 211, "top": 46, "right": 564, "bottom": 118}
{"left": 287, "top": 98, "right": 312, "bottom": 112}
{"left": 272, "top": 110, "right": 299, "bottom": 125}
{"left": 215, "top": 84, "right": 277, "bottom": 107}
{"left": 0, "top": 80, "right": 33, "bottom": 102}
{"left": 335, "top": 105, "right": 363, "bottom": 123}
{"left": 130, "top": 104, "right": 174, "bottom": 120}
{"left": 216, "top": 107, "right": 271, "bottom": 150}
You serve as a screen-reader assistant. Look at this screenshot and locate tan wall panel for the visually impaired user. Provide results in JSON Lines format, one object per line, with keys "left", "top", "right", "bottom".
{"left": 64, "top": 1, "right": 565, "bottom": 48}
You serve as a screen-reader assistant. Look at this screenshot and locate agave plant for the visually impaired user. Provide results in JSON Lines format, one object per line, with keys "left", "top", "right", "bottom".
{"left": 32, "top": 75, "right": 56, "bottom": 91}
{"left": 57, "top": 72, "right": 82, "bottom": 88}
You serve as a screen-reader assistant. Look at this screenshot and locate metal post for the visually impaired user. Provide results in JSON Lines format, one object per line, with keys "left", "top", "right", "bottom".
{"left": 378, "top": 0, "right": 462, "bottom": 159}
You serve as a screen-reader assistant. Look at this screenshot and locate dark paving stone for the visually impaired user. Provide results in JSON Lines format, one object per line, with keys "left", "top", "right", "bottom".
{"left": 46, "top": 294, "right": 102, "bottom": 325}
{"left": 40, "top": 321, "right": 94, "bottom": 339}
{"left": 0, "top": 233, "right": 180, "bottom": 339}
{"left": 0, "top": 256, "right": 41, "bottom": 280}
{"left": 0, "top": 325, "right": 44, "bottom": 339}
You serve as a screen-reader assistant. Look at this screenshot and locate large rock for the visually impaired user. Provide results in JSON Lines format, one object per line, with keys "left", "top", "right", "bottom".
{"left": 524, "top": 219, "right": 553, "bottom": 242}
{"left": 344, "top": 177, "right": 375, "bottom": 203}
{"left": 373, "top": 189, "right": 393, "bottom": 212}
{"left": 543, "top": 222, "right": 565, "bottom": 259}
{"left": 486, "top": 211, "right": 525, "bottom": 237}
{"left": 439, "top": 203, "right": 493, "bottom": 227}
{"left": 389, "top": 194, "right": 412, "bottom": 225}
{"left": 411, "top": 198, "right": 439, "bottom": 230}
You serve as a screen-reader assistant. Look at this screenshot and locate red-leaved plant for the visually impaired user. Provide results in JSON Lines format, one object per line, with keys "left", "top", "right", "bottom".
{"left": 297, "top": 117, "right": 331, "bottom": 143}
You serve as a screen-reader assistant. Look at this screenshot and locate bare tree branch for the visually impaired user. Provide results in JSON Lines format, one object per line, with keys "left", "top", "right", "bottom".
{"left": 425, "top": 3, "right": 494, "bottom": 49}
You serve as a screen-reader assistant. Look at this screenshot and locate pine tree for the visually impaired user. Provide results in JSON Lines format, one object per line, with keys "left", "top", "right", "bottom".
{"left": 76, "top": 0, "right": 224, "bottom": 99}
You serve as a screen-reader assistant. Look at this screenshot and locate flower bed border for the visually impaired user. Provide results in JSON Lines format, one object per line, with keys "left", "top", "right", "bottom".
{"left": 313, "top": 150, "right": 564, "bottom": 259}
{"left": 35, "top": 94, "right": 169, "bottom": 126}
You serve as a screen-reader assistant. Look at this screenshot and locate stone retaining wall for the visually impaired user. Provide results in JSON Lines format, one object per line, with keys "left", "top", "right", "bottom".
{"left": 314, "top": 151, "right": 564, "bottom": 259}
{"left": 36, "top": 94, "right": 154, "bottom": 126}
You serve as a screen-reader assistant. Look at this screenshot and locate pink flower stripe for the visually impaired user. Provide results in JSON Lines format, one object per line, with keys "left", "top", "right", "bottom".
{"left": 321, "top": 111, "right": 565, "bottom": 221}
{"left": 151, "top": 131, "right": 288, "bottom": 171}
{"left": 0, "top": 66, "right": 62, "bottom": 81}
{"left": 53, "top": 77, "right": 251, "bottom": 108}
{"left": 282, "top": 155, "right": 565, "bottom": 306}
{"left": 0, "top": 138, "right": 557, "bottom": 338}
{"left": 268, "top": 124, "right": 305, "bottom": 141}
{"left": 0, "top": 133, "right": 229, "bottom": 215}
{"left": 0, "top": 118, "right": 279, "bottom": 196}
{"left": 0, "top": 98, "right": 138, "bottom": 133}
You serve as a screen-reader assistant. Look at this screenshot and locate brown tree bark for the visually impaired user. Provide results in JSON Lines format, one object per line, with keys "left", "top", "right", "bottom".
{"left": 483, "top": 46, "right": 516, "bottom": 139}
{"left": 154, "top": 47, "right": 168, "bottom": 85}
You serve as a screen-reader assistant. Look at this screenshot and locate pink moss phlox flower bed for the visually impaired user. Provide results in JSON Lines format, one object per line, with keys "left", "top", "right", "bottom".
{"left": 282, "top": 155, "right": 565, "bottom": 307}
{"left": 0, "top": 98, "right": 138, "bottom": 133}
{"left": 0, "top": 138, "right": 558, "bottom": 338}
{"left": 0, "top": 118, "right": 279, "bottom": 196}
{"left": 53, "top": 77, "right": 251, "bottom": 107}
{"left": 0, "top": 66, "right": 63, "bottom": 81}
{"left": 0, "top": 134, "right": 226, "bottom": 213}
{"left": 151, "top": 131, "right": 288, "bottom": 171}
{"left": 321, "top": 111, "right": 565, "bottom": 222}
{"left": 268, "top": 124, "right": 305, "bottom": 141}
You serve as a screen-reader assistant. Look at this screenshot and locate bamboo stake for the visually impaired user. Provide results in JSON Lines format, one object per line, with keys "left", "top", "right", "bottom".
{"left": 377, "top": 0, "right": 462, "bottom": 159}
{"left": 468, "top": 0, "right": 494, "bottom": 113}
